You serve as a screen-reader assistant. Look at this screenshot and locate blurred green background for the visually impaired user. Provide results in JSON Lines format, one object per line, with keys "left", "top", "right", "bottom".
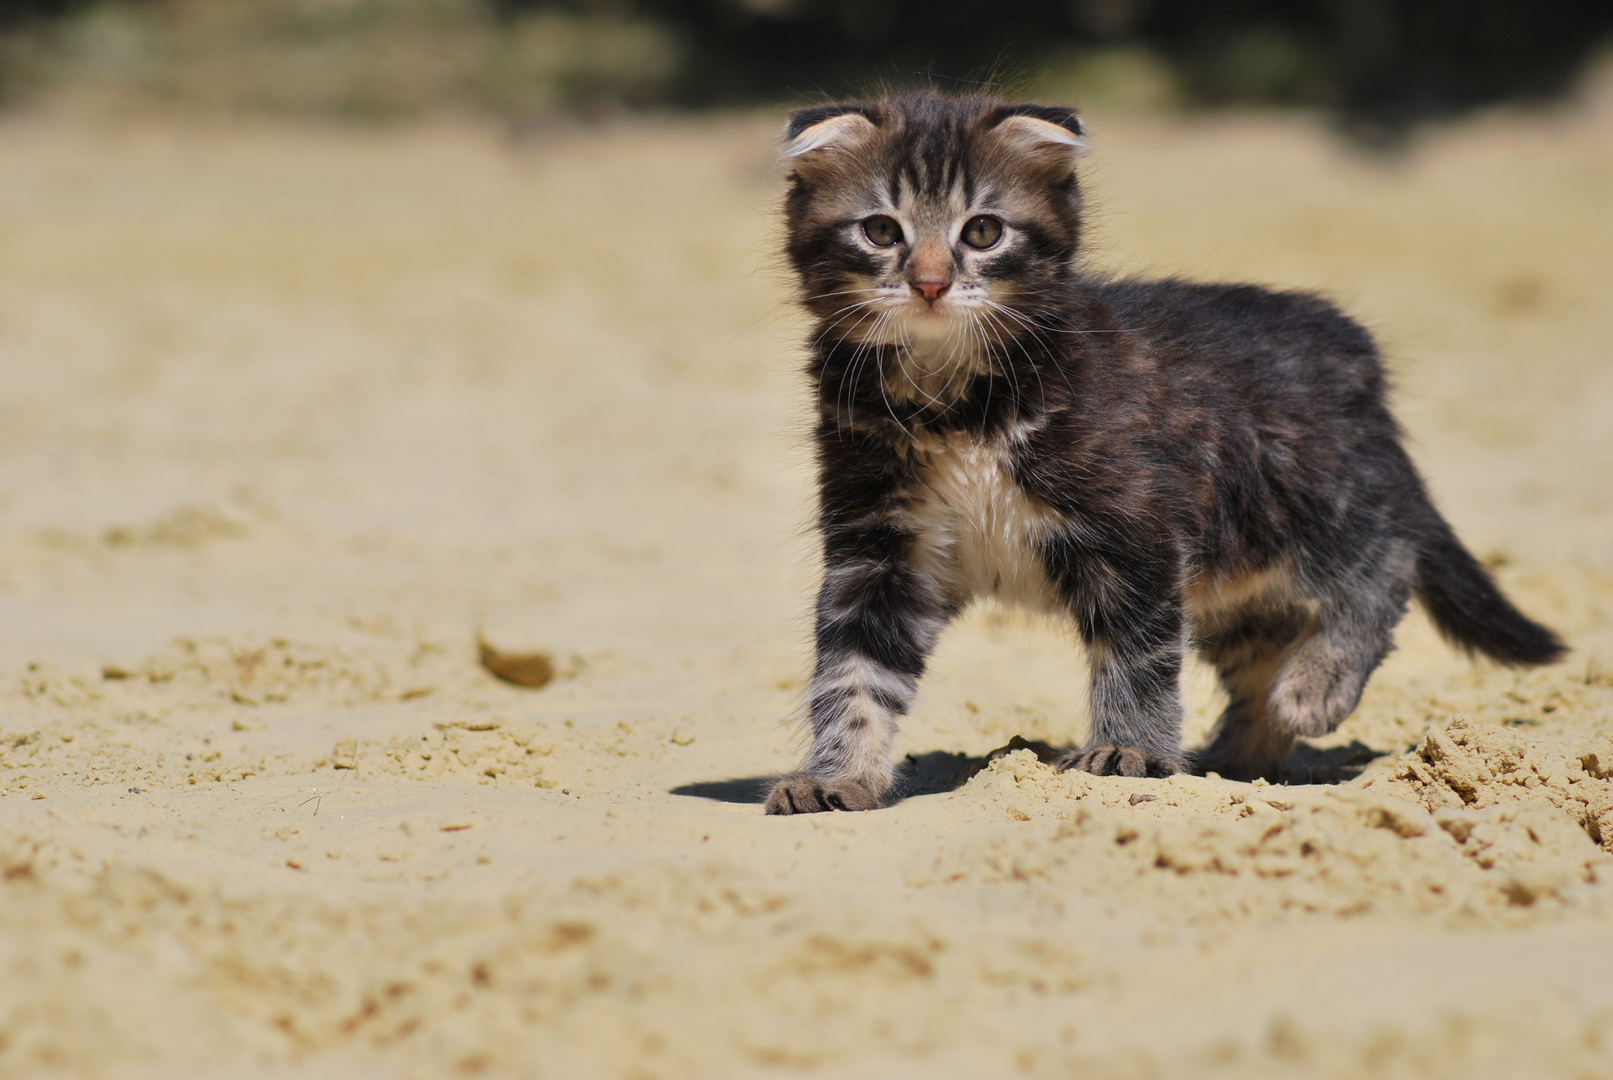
{"left": 1, "top": 0, "right": 1610, "bottom": 132}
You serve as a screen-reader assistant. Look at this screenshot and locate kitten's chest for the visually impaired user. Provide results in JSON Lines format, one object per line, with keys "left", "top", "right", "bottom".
{"left": 900, "top": 433, "right": 1064, "bottom": 609}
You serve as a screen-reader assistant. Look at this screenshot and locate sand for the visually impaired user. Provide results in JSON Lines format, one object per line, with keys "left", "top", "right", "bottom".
{"left": 0, "top": 99, "right": 1610, "bottom": 1078}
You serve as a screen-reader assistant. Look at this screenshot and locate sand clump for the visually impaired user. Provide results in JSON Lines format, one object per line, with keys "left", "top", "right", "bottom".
{"left": 0, "top": 635, "right": 590, "bottom": 795}
{"left": 373, "top": 719, "right": 557, "bottom": 787}
{"left": 0, "top": 104, "right": 1610, "bottom": 1077}
{"left": 940, "top": 732, "right": 1612, "bottom": 921}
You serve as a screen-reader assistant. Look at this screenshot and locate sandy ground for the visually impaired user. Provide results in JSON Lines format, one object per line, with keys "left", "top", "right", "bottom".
{"left": 0, "top": 98, "right": 1611, "bottom": 1079}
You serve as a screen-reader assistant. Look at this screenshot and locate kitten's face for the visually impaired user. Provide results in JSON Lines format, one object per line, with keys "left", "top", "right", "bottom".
{"left": 782, "top": 95, "right": 1086, "bottom": 365}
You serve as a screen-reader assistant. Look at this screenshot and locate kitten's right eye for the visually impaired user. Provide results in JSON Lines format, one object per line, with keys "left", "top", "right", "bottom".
{"left": 861, "top": 215, "right": 903, "bottom": 247}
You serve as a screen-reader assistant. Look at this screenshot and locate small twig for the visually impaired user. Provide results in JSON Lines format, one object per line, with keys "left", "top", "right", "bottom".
{"left": 337, "top": 739, "right": 359, "bottom": 783}
{"left": 298, "top": 794, "right": 322, "bottom": 817}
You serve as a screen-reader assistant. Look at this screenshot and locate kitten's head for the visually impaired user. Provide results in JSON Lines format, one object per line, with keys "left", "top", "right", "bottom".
{"left": 781, "top": 92, "right": 1086, "bottom": 358}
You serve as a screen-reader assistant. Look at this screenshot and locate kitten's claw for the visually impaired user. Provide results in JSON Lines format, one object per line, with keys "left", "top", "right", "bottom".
{"left": 1057, "top": 744, "right": 1181, "bottom": 779}
{"left": 764, "top": 774, "right": 884, "bottom": 815}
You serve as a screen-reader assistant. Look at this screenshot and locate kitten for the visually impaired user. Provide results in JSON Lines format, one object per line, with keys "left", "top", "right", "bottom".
{"left": 765, "top": 92, "right": 1565, "bottom": 814}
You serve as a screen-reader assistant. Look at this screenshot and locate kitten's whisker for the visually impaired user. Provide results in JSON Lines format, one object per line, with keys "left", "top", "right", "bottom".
{"left": 877, "top": 361, "right": 915, "bottom": 440}
{"left": 875, "top": 314, "right": 917, "bottom": 438}
{"left": 831, "top": 304, "right": 890, "bottom": 437}
{"left": 978, "top": 307, "right": 1038, "bottom": 417}
{"left": 982, "top": 300, "right": 1068, "bottom": 406}
{"left": 984, "top": 291, "right": 1137, "bottom": 338}
{"left": 800, "top": 285, "right": 874, "bottom": 305}
{"left": 812, "top": 298, "right": 885, "bottom": 348}
{"left": 852, "top": 307, "right": 902, "bottom": 432}
{"left": 840, "top": 320, "right": 879, "bottom": 435}
{"left": 964, "top": 314, "right": 995, "bottom": 436}
{"left": 820, "top": 305, "right": 883, "bottom": 436}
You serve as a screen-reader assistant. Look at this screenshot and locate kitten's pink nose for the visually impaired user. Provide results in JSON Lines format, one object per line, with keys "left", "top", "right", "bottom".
{"left": 909, "top": 243, "right": 953, "bottom": 305}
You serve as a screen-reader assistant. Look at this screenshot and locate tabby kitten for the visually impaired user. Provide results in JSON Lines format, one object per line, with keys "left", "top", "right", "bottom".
{"left": 765, "top": 92, "right": 1564, "bottom": 814}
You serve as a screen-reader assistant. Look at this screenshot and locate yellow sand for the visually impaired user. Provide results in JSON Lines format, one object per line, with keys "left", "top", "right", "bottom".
{"left": 0, "top": 99, "right": 1611, "bottom": 1079}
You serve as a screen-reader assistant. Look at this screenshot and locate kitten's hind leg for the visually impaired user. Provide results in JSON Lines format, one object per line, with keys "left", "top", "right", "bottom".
{"left": 1197, "top": 555, "right": 1413, "bottom": 780}
{"left": 1268, "top": 563, "right": 1411, "bottom": 745}
{"left": 765, "top": 546, "right": 953, "bottom": 815}
{"left": 1194, "top": 608, "right": 1311, "bottom": 780}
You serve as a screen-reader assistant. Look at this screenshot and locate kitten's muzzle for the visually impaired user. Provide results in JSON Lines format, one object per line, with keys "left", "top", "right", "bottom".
{"left": 911, "top": 278, "right": 951, "bottom": 304}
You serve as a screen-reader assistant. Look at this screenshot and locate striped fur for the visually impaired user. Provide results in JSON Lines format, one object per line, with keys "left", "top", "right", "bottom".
{"left": 765, "top": 92, "right": 1565, "bottom": 814}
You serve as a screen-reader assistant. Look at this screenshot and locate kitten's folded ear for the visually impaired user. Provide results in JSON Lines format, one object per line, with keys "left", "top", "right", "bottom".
{"left": 782, "top": 103, "right": 880, "bottom": 178}
{"left": 989, "top": 104, "right": 1089, "bottom": 171}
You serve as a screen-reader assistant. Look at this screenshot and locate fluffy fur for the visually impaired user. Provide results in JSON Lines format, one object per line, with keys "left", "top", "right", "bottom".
{"left": 765, "top": 92, "right": 1564, "bottom": 815}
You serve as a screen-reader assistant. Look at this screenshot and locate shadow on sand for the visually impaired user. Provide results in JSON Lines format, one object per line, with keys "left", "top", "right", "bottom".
{"left": 669, "top": 737, "right": 1057, "bottom": 806}
{"left": 670, "top": 736, "right": 1391, "bottom": 805}
{"left": 1272, "top": 739, "right": 1388, "bottom": 785}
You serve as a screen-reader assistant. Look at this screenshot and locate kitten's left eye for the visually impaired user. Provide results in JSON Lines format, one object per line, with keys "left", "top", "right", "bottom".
{"left": 961, "top": 215, "right": 1004, "bottom": 250}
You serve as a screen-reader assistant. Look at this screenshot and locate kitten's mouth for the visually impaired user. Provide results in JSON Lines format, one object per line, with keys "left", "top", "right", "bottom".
{"left": 892, "top": 312, "right": 957, "bottom": 347}
{"left": 902, "top": 297, "right": 955, "bottom": 323}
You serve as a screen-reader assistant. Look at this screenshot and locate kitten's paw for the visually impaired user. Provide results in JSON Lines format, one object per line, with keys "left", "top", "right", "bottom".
{"left": 1271, "top": 644, "right": 1370, "bottom": 737}
{"left": 1057, "top": 744, "right": 1182, "bottom": 779}
{"left": 764, "top": 774, "right": 884, "bottom": 815}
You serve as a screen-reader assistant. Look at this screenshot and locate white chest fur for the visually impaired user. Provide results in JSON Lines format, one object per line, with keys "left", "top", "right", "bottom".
{"left": 900, "top": 432, "right": 1064, "bottom": 611}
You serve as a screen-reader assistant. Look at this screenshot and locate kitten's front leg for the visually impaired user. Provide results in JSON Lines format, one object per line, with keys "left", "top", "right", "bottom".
{"left": 1045, "top": 536, "right": 1187, "bottom": 778}
{"left": 765, "top": 534, "right": 952, "bottom": 814}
